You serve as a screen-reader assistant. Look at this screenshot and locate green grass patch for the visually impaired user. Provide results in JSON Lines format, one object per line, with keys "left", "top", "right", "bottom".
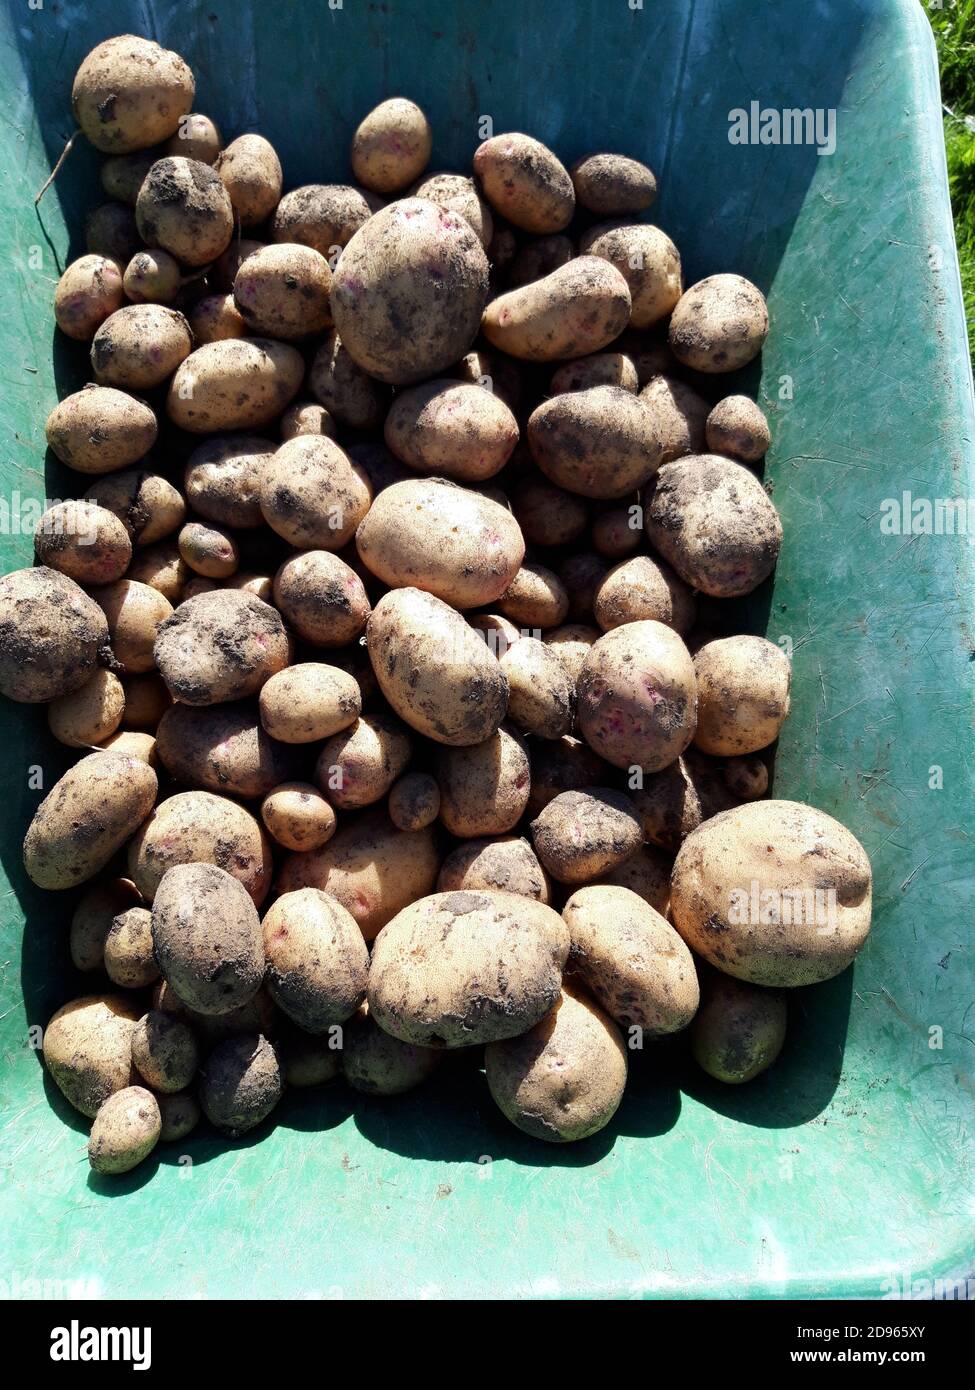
{"left": 926, "top": 0, "right": 975, "bottom": 357}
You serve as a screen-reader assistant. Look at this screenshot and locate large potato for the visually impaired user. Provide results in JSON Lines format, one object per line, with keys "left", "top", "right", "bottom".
{"left": 384, "top": 380, "right": 518, "bottom": 482}
{"left": 156, "top": 702, "right": 299, "bottom": 798}
{"left": 0, "top": 567, "right": 109, "bottom": 703}
{"left": 259, "top": 662, "right": 361, "bottom": 743}
{"left": 233, "top": 243, "right": 332, "bottom": 339}
{"left": 570, "top": 153, "right": 657, "bottom": 216}
{"left": 593, "top": 555, "right": 695, "bottom": 635}
{"left": 331, "top": 199, "right": 489, "bottom": 385}
{"left": 135, "top": 157, "right": 234, "bottom": 266}
{"left": 184, "top": 435, "right": 274, "bottom": 529}
{"left": 668, "top": 274, "right": 769, "bottom": 372}
{"left": 45, "top": 384, "right": 157, "bottom": 475}
{"left": 670, "top": 800, "right": 873, "bottom": 986}
{"left": 154, "top": 590, "right": 290, "bottom": 705}
{"left": 199, "top": 1034, "right": 283, "bottom": 1136}
{"left": 473, "top": 134, "right": 574, "bottom": 233}
{"left": 43, "top": 994, "right": 140, "bottom": 1117}
{"left": 693, "top": 636, "right": 791, "bottom": 755}
{"left": 527, "top": 386, "right": 662, "bottom": 499}
{"left": 152, "top": 862, "right": 265, "bottom": 1015}
{"left": 368, "top": 890, "right": 569, "bottom": 1046}
{"left": 128, "top": 790, "right": 272, "bottom": 905}
{"left": 482, "top": 257, "right": 630, "bottom": 361}
{"left": 215, "top": 134, "right": 283, "bottom": 226}
{"left": 580, "top": 222, "right": 682, "bottom": 329}
{"left": 166, "top": 339, "right": 304, "bottom": 433}
{"left": 91, "top": 304, "right": 192, "bottom": 390}
{"left": 71, "top": 36, "right": 194, "bottom": 153}
{"left": 272, "top": 551, "right": 371, "bottom": 647}
{"left": 436, "top": 725, "right": 530, "bottom": 837}
{"left": 530, "top": 787, "right": 643, "bottom": 885}
{"left": 351, "top": 99, "right": 432, "bottom": 193}
{"left": 262, "top": 888, "right": 368, "bottom": 1031}
{"left": 356, "top": 479, "right": 524, "bottom": 609}
{"left": 271, "top": 183, "right": 373, "bottom": 254}
{"left": 88, "top": 1086, "right": 161, "bottom": 1175}
{"left": 261, "top": 436, "right": 371, "bottom": 549}
{"left": 690, "top": 972, "right": 787, "bottom": 1084}
{"left": 316, "top": 714, "right": 412, "bottom": 810}
{"left": 437, "top": 835, "right": 550, "bottom": 904}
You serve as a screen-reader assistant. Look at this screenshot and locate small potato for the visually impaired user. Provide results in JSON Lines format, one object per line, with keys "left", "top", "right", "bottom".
{"left": 580, "top": 222, "right": 682, "bottom": 329}
{"left": 316, "top": 713, "right": 412, "bottom": 810}
{"left": 384, "top": 379, "right": 518, "bottom": 482}
{"left": 100, "top": 729, "right": 156, "bottom": 763}
{"left": 154, "top": 590, "right": 290, "bottom": 705}
{"left": 308, "top": 330, "right": 389, "bottom": 431}
{"left": 526, "top": 735, "right": 606, "bottom": 818}
{"left": 412, "top": 171, "right": 492, "bottom": 247}
{"left": 668, "top": 274, "right": 769, "bottom": 373}
{"left": 281, "top": 400, "right": 336, "bottom": 440}
{"left": 261, "top": 436, "right": 372, "bottom": 550}
{"left": 128, "top": 790, "right": 272, "bottom": 905}
{"left": 528, "top": 385, "right": 662, "bottom": 500}
{"left": 597, "top": 844, "right": 672, "bottom": 917}
{"left": 468, "top": 612, "right": 522, "bottom": 657}
{"left": 631, "top": 750, "right": 736, "bottom": 854}
{"left": 570, "top": 153, "right": 657, "bottom": 217}
{"left": 188, "top": 292, "right": 249, "bottom": 343}
{"left": 690, "top": 973, "right": 788, "bottom": 1084}
{"left": 43, "top": 994, "right": 140, "bottom": 1117}
{"left": 387, "top": 772, "right": 440, "bottom": 831}
{"left": 215, "top": 134, "right": 283, "bottom": 226}
{"left": 233, "top": 243, "right": 332, "bottom": 339}
{"left": 262, "top": 888, "right": 368, "bottom": 1031}
{"left": 163, "top": 112, "right": 222, "bottom": 164}
{"left": 693, "top": 636, "right": 791, "bottom": 756}
{"left": 639, "top": 375, "right": 710, "bottom": 462}
{"left": 594, "top": 555, "right": 696, "bottom": 634}
{"left": 46, "top": 384, "right": 157, "bottom": 475}
{"left": 644, "top": 455, "right": 783, "bottom": 597}
{"left": 671, "top": 800, "right": 873, "bottom": 987}
{"left": 577, "top": 620, "right": 698, "bottom": 772}
{"left": 724, "top": 755, "right": 769, "bottom": 800}
{"left": 559, "top": 551, "right": 609, "bottom": 622}
{"left": 184, "top": 434, "right": 272, "bottom": 530}
{"left": 153, "top": 862, "right": 264, "bottom": 1015}
{"left": 181, "top": 989, "right": 278, "bottom": 1043}
{"left": 507, "top": 234, "right": 574, "bottom": 288}
{"left": 91, "top": 303, "right": 192, "bottom": 390}
{"left": 357, "top": 478, "right": 524, "bottom": 609}
{"left": 100, "top": 152, "right": 165, "bottom": 204}
{"left": 551, "top": 352, "right": 639, "bottom": 394}
{"left": 368, "top": 890, "right": 569, "bottom": 1047}
{"left": 485, "top": 988, "right": 627, "bottom": 1142}
{"left": 261, "top": 782, "right": 336, "bottom": 852}
{"left": 157, "top": 1091, "right": 200, "bottom": 1141}
{"left": 71, "top": 878, "right": 143, "bottom": 972}
{"left": 498, "top": 563, "right": 569, "bottom": 630}
{"left": 178, "top": 521, "right": 239, "bottom": 579}
{"left": 123, "top": 248, "right": 181, "bottom": 303}
{"left": 591, "top": 506, "right": 642, "bottom": 560}
{"left": 24, "top": 752, "right": 157, "bottom": 891}
{"left": 48, "top": 669, "right": 125, "bottom": 748}
{"left": 342, "top": 1004, "right": 442, "bottom": 1095}
{"left": 512, "top": 476, "right": 589, "bottom": 548}
{"left": 271, "top": 183, "right": 373, "bottom": 255}
{"left": 0, "top": 566, "right": 108, "bottom": 703}
{"left": 54, "top": 254, "right": 124, "bottom": 340}
{"left": 156, "top": 702, "right": 299, "bottom": 798}
{"left": 351, "top": 98, "right": 432, "bottom": 193}
{"left": 34, "top": 500, "right": 132, "bottom": 586}
{"left": 500, "top": 637, "right": 574, "bottom": 739}
{"left": 437, "top": 835, "right": 550, "bottom": 903}
{"left": 436, "top": 725, "right": 530, "bottom": 837}
{"left": 273, "top": 550, "right": 371, "bottom": 647}
{"left": 167, "top": 338, "right": 304, "bottom": 433}
{"left": 564, "top": 885, "right": 699, "bottom": 1035}
{"left": 127, "top": 542, "right": 188, "bottom": 602}
{"left": 104, "top": 906, "right": 158, "bottom": 988}
{"left": 86, "top": 201, "right": 141, "bottom": 262}
{"left": 209, "top": 236, "right": 265, "bottom": 292}
{"left": 474, "top": 133, "right": 574, "bottom": 233}
{"left": 86, "top": 469, "right": 185, "bottom": 546}
{"left": 483, "top": 257, "right": 631, "bottom": 362}
{"left": 530, "top": 787, "right": 643, "bottom": 885}
{"left": 705, "top": 395, "right": 771, "bottom": 462}
{"left": 121, "top": 673, "right": 170, "bottom": 730}
{"left": 88, "top": 1086, "right": 161, "bottom": 1175}
{"left": 260, "top": 662, "right": 361, "bottom": 743}
{"left": 131, "top": 1010, "right": 199, "bottom": 1091}
{"left": 543, "top": 624, "right": 599, "bottom": 683}
{"left": 71, "top": 36, "right": 194, "bottom": 153}
{"left": 452, "top": 347, "right": 522, "bottom": 411}
{"left": 281, "top": 1031, "right": 341, "bottom": 1088}
{"left": 199, "top": 1034, "right": 283, "bottom": 1136}
{"left": 135, "top": 156, "right": 234, "bottom": 267}
{"left": 91, "top": 578, "right": 174, "bottom": 673}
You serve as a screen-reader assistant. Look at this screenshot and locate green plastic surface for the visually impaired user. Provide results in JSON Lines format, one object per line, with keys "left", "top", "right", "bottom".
{"left": 1, "top": 0, "right": 973, "bottom": 1301}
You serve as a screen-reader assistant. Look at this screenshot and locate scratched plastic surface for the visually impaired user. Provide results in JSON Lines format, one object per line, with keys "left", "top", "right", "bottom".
{"left": 0, "top": 0, "right": 972, "bottom": 1300}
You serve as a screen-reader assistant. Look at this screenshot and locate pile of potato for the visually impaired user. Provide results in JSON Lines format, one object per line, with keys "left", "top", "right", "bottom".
{"left": 4, "top": 36, "right": 873, "bottom": 1173}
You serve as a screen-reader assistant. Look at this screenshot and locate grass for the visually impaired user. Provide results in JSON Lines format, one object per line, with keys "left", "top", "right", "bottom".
{"left": 926, "top": 0, "right": 975, "bottom": 357}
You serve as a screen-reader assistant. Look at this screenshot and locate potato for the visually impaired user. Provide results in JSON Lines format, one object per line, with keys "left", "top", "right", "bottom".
{"left": 71, "top": 878, "right": 143, "bottom": 972}
{"left": 576, "top": 620, "right": 697, "bottom": 772}
{"left": 101, "top": 148, "right": 156, "bottom": 205}
{"left": 71, "top": 36, "right": 194, "bottom": 153}
{"left": 528, "top": 385, "right": 662, "bottom": 500}
{"left": 436, "top": 725, "right": 530, "bottom": 837}
{"left": 215, "top": 134, "right": 283, "bottom": 226}
{"left": 507, "top": 233, "right": 574, "bottom": 288}
{"left": 24, "top": 752, "right": 156, "bottom": 891}
{"left": 100, "top": 729, "right": 157, "bottom": 763}
{"left": 342, "top": 1003, "right": 442, "bottom": 1095}
{"left": 85, "top": 469, "right": 185, "bottom": 546}
{"left": 351, "top": 99, "right": 432, "bottom": 193}
{"left": 485, "top": 987, "right": 627, "bottom": 1142}
{"left": 357, "top": 479, "right": 522, "bottom": 610}
{"left": 570, "top": 153, "right": 657, "bottom": 217}
{"left": 530, "top": 787, "right": 643, "bottom": 885}
{"left": 668, "top": 274, "right": 769, "bottom": 373}
{"left": 272, "top": 551, "right": 371, "bottom": 647}
{"left": 384, "top": 380, "right": 518, "bottom": 482}
{"left": 154, "top": 590, "right": 290, "bottom": 705}
{"left": 597, "top": 844, "right": 672, "bottom": 917}
{"left": 271, "top": 183, "right": 373, "bottom": 254}
{"left": 690, "top": 972, "right": 787, "bottom": 1084}
{"left": 468, "top": 612, "right": 522, "bottom": 657}
{"left": 281, "top": 1031, "right": 341, "bottom": 1088}
{"left": 43, "top": 994, "right": 140, "bottom": 1117}
{"left": 281, "top": 401, "right": 336, "bottom": 440}
{"left": 437, "top": 835, "right": 550, "bottom": 904}
{"left": 330, "top": 199, "right": 489, "bottom": 386}
{"left": 163, "top": 111, "right": 222, "bottom": 164}
{"left": 34, "top": 500, "right": 131, "bottom": 587}
{"left": 563, "top": 885, "right": 699, "bottom": 1035}
{"left": 48, "top": 669, "right": 125, "bottom": 748}
{"left": 123, "top": 248, "right": 181, "bottom": 303}
{"left": 135, "top": 156, "right": 233, "bottom": 266}
{"left": 368, "top": 890, "right": 569, "bottom": 1047}
{"left": 452, "top": 347, "right": 522, "bottom": 410}
{"left": 54, "top": 254, "right": 124, "bottom": 340}
{"left": 316, "top": 714, "right": 412, "bottom": 810}
{"left": 705, "top": 395, "right": 771, "bottom": 462}
{"left": 526, "top": 735, "right": 606, "bottom": 818}
{"left": 262, "top": 888, "right": 368, "bottom": 1031}
{"left": 104, "top": 906, "right": 158, "bottom": 988}
{"left": 178, "top": 521, "right": 239, "bottom": 579}
{"left": 86, "top": 201, "right": 141, "bottom": 262}
{"left": 167, "top": 339, "right": 304, "bottom": 433}
{"left": 232, "top": 243, "right": 332, "bottom": 339}
{"left": 157, "top": 1090, "right": 201, "bottom": 1141}
{"left": 724, "top": 755, "right": 769, "bottom": 801}
{"left": 412, "top": 171, "right": 492, "bottom": 247}
{"left": 639, "top": 375, "right": 710, "bottom": 462}
{"left": 210, "top": 237, "right": 265, "bottom": 292}
{"left": 182, "top": 988, "right": 279, "bottom": 1043}
{"left": 259, "top": 663, "right": 361, "bottom": 744}
{"left": 88, "top": 1086, "right": 161, "bottom": 1174}
{"left": 308, "top": 330, "right": 389, "bottom": 431}
{"left": 277, "top": 810, "right": 440, "bottom": 942}
{"left": 127, "top": 542, "right": 187, "bottom": 602}
{"left": 0, "top": 567, "right": 108, "bottom": 703}
{"left": 128, "top": 790, "right": 272, "bottom": 905}
{"left": 559, "top": 551, "right": 609, "bottom": 622}
{"left": 131, "top": 1010, "right": 199, "bottom": 1092}
{"left": 156, "top": 702, "right": 299, "bottom": 798}
{"left": 644, "top": 455, "right": 783, "bottom": 597}
{"left": 199, "top": 1034, "right": 283, "bottom": 1136}
{"left": 593, "top": 555, "right": 696, "bottom": 635}
{"left": 91, "top": 303, "right": 192, "bottom": 390}
{"left": 512, "top": 476, "right": 589, "bottom": 548}
{"left": 261, "top": 436, "right": 372, "bottom": 550}
{"left": 91, "top": 578, "right": 173, "bottom": 673}
{"left": 46, "top": 384, "right": 157, "bottom": 475}
{"left": 188, "top": 292, "right": 249, "bottom": 343}
{"left": 670, "top": 800, "right": 873, "bottom": 987}
{"left": 499, "top": 637, "right": 574, "bottom": 739}
{"left": 387, "top": 772, "right": 440, "bottom": 831}
{"left": 551, "top": 352, "right": 639, "bottom": 394}
{"left": 580, "top": 222, "right": 682, "bottom": 329}
{"left": 497, "top": 564, "right": 569, "bottom": 631}
{"left": 184, "top": 435, "right": 272, "bottom": 531}
{"left": 631, "top": 750, "right": 736, "bottom": 853}
{"left": 483, "top": 257, "right": 630, "bottom": 362}
{"left": 368, "top": 588, "right": 509, "bottom": 745}
{"left": 692, "top": 636, "right": 791, "bottom": 756}
{"left": 152, "top": 862, "right": 264, "bottom": 1015}
{"left": 261, "top": 782, "right": 336, "bottom": 852}
{"left": 473, "top": 133, "right": 574, "bottom": 233}
{"left": 589, "top": 507, "right": 639, "bottom": 560}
